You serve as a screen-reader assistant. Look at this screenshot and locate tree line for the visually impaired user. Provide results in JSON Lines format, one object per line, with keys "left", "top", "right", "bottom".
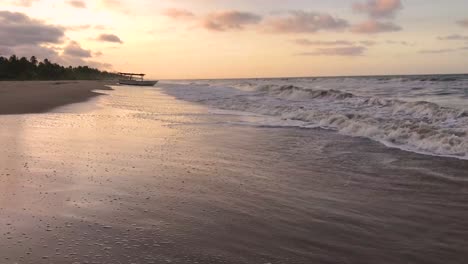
{"left": 0, "top": 55, "right": 119, "bottom": 80}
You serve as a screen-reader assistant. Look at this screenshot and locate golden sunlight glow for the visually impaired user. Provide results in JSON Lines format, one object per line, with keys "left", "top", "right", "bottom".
{"left": 1, "top": 0, "right": 468, "bottom": 78}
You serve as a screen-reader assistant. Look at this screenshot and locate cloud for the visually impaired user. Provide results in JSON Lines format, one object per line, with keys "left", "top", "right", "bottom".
{"left": 386, "top": 40, "right": 413, "bottom": 46}
{"left": 419, "top": 49, "right": 456, "bottom": 54}
{"left": 0, "top": 11, "right": 67, "bottom": 64}
{"left": 67, "top": 24, "right": 110, "bottom": 31}
{"left": 360, "top": 40, "right": 377, "bottom": 46}
{"left": 297, "top": 46, "right": 366, "bottom": 56}
{"left": 202, "top": 11, "right": 262, "bottom": 31}
{"left": 63, "top": 41, "right": 92, "bottom": 58}
{"left": 94, "top": 25, "right": 110, "bottom": 30}
{"left": 437, "top": 34, "right": 468, "bottom": 41}
{"left": 351, "top": 20, "right": 401, "bottom": 34}
{"left": 293, "top": 39, "right": 378, "bottom": 48}
{"left": 353, "top": 0, "right": 402, "bottom": 18}
{"left": 1, "top": 44, "right": 75, "bottom": 67}
{"left": 86, "top": 60, "right": 112, "bottom": 70}
{"left": 1, "top": 43, "right": 112, "bottom": 69}
{"left": 68, "top": 25, "right": 92, "bottom": 30}
{"left": 13, "top": 0, "right": 39, "bottom": 7}
{"left": 294, "top": 39, "right": 354, "bottom": 46}
{"left": 11, "top": 44, "right": 62, "bottom": 61}
{"left": 0, "top": 11, "right": 112, "bottom": 70}
{"left": 100, "top": 0, "right": 129, "bottom": 14}
{"left": 264, "top": 11, "right": 349, "bottom": 33}
{"left": 67, "top": 0, "right": 86, "bottom": 8}
{"left": 0, "top": 11, "right": 65, "bottom": 47}
{"left": 162, "top": 8, "right": 195, "bottom": 19}
{"left": 419, "top": 47, "right": 468, "bottom": 54}
{"left": 457, "top": 19, "right": 468, "bottom": 28}
{"left": 97, "top": 33, "right": 123, "bottom": 43}
{"left": 0, "top": 46, "right": 14, "bottom": 55}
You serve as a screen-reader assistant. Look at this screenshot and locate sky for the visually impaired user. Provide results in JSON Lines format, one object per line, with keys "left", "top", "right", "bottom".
{"left": 0, "top": 0, "right": 468, "bottom": 79}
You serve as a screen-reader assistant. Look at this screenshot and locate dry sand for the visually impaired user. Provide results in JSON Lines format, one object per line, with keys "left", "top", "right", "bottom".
{"left": 0, "top": 80, "right": 112, "bottom": 115}
{"left": 0, "top": 84, "right": 468, "bottom": 263}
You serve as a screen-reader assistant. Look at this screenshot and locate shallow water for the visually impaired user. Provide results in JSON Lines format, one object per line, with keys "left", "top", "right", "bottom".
{"left": 0, "top": 86, "right": 467, "bottom": 264}
{"left": 162, "top": 75, "right": 468, "bottom": 159}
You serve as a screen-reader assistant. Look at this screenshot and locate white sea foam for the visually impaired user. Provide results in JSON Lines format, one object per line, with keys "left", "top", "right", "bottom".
{"left": 160, "top": 76, "right": 468, "bottom": 160}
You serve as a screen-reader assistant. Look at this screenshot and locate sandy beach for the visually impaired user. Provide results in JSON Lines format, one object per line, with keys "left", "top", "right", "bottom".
{"left": 0, "top": 82, "right": 468, "bottom": 264}
{"left": 0, "top": 81, "right": 112, "bottom": 115}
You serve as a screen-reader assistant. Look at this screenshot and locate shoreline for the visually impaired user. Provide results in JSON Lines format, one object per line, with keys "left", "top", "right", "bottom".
{"left": 0, "top": 80, "right": 114, "bottom": 115}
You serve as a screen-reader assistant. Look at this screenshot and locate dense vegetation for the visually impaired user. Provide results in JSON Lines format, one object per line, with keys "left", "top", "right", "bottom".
{"left": 0, "top": 55, "right": 118, "bottom": 80}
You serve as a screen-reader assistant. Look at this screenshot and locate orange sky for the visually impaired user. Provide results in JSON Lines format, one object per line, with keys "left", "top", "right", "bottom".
{"left": 1, "top": 0, "right": 468, "bottom": 79}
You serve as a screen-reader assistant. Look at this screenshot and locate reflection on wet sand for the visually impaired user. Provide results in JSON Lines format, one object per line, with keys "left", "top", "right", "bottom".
{"left": 1, "top": 86, "right": 468, "bottom": 264}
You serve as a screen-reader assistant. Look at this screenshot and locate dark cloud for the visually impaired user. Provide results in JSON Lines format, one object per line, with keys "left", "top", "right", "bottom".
{"left": 97, "top": 33, "right": 123, "bottom": 43}
{"left": 437, "top": 34, "right": 468, "bottom": 41}
{"left": 297, "top": 46, "right": 366, "bottom": 56}
{"left": 162, "top": 8, "right": 195, "bottom": 19}
{"left": 11, "top": 44, "right": 62, "bottom": 61}
{"left": 457, "top": 19, "right": 468, "bottom": 28}
{"left": 202, "top": 11, "right": 262, "bottom": 31}
{"left": 353, "top": 0, "right": 402, "bottom": 18}
{"left": 264, "top": 11, "right": 349, "bottom": 33}
{"left": 0, "top": 11, "right": 65, "bottom": 47}
{"left": 351, "top": 20, "right": 401, "bottom": 34}
{"left": 67, "top": 0, "right": 86, "bottom": 8}
{"left": 63, "top": 41, "right": 92, "bottom": 58}
{"left": 0, "top": 10, "right": 111, "bottom": 70}
{"left": 294, "top": 39, "right": 354, "bottom": 46}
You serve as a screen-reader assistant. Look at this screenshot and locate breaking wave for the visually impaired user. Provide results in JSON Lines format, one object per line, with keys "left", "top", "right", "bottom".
{"left": 161, "top": 82, "right": 468, "bottom": 160}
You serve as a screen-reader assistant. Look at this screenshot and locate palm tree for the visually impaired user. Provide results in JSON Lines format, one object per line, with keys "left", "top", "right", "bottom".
{"left": 30, "top": 56, "right": 38, "bottom": 66}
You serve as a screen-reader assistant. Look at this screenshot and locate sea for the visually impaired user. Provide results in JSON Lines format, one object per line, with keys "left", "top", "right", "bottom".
{"left": 162, "top": 74, "right": 468, "bottom": 160}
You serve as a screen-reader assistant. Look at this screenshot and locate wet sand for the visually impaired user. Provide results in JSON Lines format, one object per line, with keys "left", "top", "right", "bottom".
{"left": 0, "top": 81, "right": 112, "bottom": 115}
{"left": 1, "top": 86, "right": 468, "bottom": 263}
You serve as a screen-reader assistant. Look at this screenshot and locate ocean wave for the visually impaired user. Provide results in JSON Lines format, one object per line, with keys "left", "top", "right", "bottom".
{"left": 161, "top": 82, "right": 468, "bottom": 159}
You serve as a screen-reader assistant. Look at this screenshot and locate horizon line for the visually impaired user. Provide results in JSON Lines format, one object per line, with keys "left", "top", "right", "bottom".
{"left": 159, "top": 72, "right": 468, "bottom": 81}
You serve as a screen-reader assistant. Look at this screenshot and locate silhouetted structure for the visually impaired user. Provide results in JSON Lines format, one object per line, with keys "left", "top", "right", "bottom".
{"left": 0, "top": 55, "right": 118, "bottom": 80}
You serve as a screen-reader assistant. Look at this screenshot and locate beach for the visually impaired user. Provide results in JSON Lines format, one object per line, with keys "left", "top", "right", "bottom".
{"left": 1, "top": 81, "right": 468, "bottom": 264}
{"left": 0, "top": 81, "right": 112, "bottom": 115}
